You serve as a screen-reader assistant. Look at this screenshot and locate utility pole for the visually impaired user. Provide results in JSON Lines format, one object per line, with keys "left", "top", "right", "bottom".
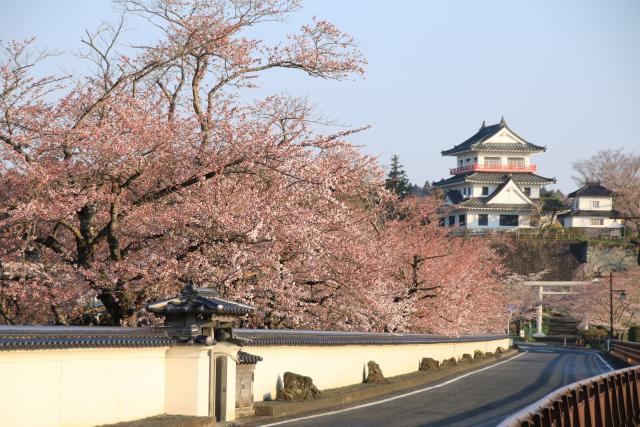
{"left": 609, "top": 271, "right": 614, "bottom": 339}
{"left": 606, "top": 271, "right": 627, "bottom": 340}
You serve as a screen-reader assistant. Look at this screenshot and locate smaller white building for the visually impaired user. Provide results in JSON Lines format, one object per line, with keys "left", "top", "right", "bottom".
{"left": 559, "top": 182, "right": 623, "bottom": 235}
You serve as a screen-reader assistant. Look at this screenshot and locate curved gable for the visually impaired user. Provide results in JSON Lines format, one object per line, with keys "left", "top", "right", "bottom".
{"left": 484, "top": 127, "right": 525, "bottom": 145}
{"left": 486, "top": 179, "right": 533, "bottom": 205}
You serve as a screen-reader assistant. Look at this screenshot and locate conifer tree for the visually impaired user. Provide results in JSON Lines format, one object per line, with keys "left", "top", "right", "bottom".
{"left": 385, "top": 155, "right": 412, "bottom": 198}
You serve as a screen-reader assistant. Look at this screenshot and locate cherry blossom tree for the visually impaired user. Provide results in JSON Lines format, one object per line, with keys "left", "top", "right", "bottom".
{"left": 0, "top": 0, "right": 379, "bottom": 326}
{"left": 385, "top": 199, "right": 509, "bottom": 335}
{"left": 564, "top": 267, "right": 640, "bottom": 338}
{"left": 0, "top": 0, "right": 512, "bottom": 335}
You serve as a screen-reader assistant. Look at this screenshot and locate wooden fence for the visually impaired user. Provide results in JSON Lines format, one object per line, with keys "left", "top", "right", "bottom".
{"left": 499, "top": 366, "right": 640, "bottom": 427}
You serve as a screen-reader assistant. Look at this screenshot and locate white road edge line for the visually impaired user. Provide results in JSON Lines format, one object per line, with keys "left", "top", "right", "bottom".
{"left": 595, "top": 353, "right": 614, "bottom": 372}
{"left": 258, "top": 351, "right": 528, "bottom": 427}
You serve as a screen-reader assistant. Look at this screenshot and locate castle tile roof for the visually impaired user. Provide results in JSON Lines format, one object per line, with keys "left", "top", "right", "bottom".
{"left": 433, "top": 172, "right": 555, "bottom": 187}
{"left": 441, "top": 120, "right": 546, "bottom": 156}
{"left": 567, "top": 183, "right": 614, "bottom": 198}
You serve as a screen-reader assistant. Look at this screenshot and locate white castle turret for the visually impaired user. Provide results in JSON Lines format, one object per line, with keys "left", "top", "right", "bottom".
{"left": 433, "top": 118, "right": 555, "bottom": 229}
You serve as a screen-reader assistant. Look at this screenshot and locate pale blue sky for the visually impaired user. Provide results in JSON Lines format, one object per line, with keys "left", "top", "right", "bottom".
{"left": 2, "top": 0, "right": 639, "bottom": 192}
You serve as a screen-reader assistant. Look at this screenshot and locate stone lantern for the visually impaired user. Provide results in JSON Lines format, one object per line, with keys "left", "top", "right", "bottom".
{"left": 147, "top": 283, "right": 254, "bottom": 344}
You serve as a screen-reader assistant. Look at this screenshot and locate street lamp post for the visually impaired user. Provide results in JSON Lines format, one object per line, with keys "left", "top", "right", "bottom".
{"left": 595, "top": 270, "right": 627, "bottom": 339}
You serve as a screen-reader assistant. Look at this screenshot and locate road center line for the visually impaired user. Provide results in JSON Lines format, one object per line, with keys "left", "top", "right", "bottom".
{"left": 258, "top": 352, "right": 528, "bottom": 427}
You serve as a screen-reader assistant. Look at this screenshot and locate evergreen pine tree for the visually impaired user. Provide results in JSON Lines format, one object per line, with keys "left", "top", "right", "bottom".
{"left": 422, "top": 181, "right": 432, "bottom": 196}
{"left": 385, "top": 155, "right": 412, "bottom": 198}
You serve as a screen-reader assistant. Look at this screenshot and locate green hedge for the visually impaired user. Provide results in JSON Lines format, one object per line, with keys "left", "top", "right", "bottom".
{"left": 629, "top": 325, "right": 640, "bottom": 342}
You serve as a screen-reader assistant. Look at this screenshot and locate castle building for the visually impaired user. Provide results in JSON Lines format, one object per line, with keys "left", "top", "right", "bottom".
{"left": 433, "top": 118, "right": 555, "bottom": 229}
{"left": 558, "top": 182, "right": 623, "bottom": 235}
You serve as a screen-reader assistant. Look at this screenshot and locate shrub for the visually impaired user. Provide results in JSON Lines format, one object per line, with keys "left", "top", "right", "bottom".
{"left": 629, "top": 325, "right": 640, "bottom": 342}
{"left": 579, "top": 327, "right": 608, "bottom": 342}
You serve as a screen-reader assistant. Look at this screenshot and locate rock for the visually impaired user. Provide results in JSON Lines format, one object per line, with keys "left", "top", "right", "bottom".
{"left": 365, "top": 360, "right": 389, "bottom": 384}
{"left": 441, "top": 357, "right": 457, "bottom": 367}
{"left": 473, "top": 350, "right": 485, "bottom": 360}
{"left": 460, "top": 353, "right": 473, "bottom": 363}
{"left": 276, "top": 372, "right": 321, "bottom": 401}
{"left": 485, "top": 352, "right": 495, "bottom": 358}
{"left": 419, "top": 357, "right": 440, "bottom": 371}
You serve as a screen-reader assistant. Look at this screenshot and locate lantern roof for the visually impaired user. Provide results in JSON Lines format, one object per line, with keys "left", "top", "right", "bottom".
{"left": 147, "top": 283, "right": 254, "bottom": 317}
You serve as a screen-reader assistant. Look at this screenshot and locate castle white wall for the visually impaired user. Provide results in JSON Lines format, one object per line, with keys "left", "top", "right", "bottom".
{"left": 445, "top": 210, "right": 532, "bottom": 228}
{"left": 563, "top": 216, "right": 622, "bottom": 228}
{"left": 575, "top": 196, "right": 614, "bottom": 211}
{"left": 445, "top": 183, "right": 541, "bottom": 200}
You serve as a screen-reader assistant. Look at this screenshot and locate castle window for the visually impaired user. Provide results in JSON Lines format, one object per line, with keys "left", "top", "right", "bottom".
{"left": 448, "top": 216, "right": 455, "bottom": 227}
{"left": 590, "top": 218, "right": 604, "bottom": 226}
{"left": 459, "top": 214, "right": 466, "bottom": 226}
{"left": 478, "top": 214, "right": 488, "bottom": 226}
{"left": 507, "top": 157, "right": 524, "bottom": 168}
{"left": 523, "top": 187, "right": 531, "bottom": 197}
{"left": 481, "top": 187, "right": 489, "bottom": 196}
{"left": 591, "top": 200, "right": 600, "bottom": 208}
{"left": 485, "top": 157, "right": 501, "bottom": 166}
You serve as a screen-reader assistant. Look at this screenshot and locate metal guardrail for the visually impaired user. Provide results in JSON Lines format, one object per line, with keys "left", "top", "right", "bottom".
{"left": 498, "top": 365, "right": 640, "bottom": 427}
{"left": 611, "top": 340, "right": 640, "bottom": 366}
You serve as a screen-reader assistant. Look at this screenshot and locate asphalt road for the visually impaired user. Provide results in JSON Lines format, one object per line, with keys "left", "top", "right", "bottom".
{"left": 260, "top": 345, "right": 614, "bottom": 427}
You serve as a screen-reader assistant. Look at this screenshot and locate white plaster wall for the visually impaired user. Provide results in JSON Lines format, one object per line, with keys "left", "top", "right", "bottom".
{"left": 456, "top": 155, "right": 477, "bottom": 167}
{"left": 246, "top": 338, "right": 511, "bottom": 402}
{"left": 0, "top": 347, "right": 168, "bottom": 427}
{"left": 485, "top": 128, "right": 522, "bottom": 144}
{"left": 471, "top": 184, "right": 496, "bottom": 197}
{"left": 165, "top": 346, "right": 211, "bottom": 417}
{"left": 464, "top": 211, "right": 531, "bottom": 229}
{"left": 468, "top": 184, "right": 540, "bottom": 199}
{"left": 577, "top": 196, "right": 613, "bottom": 211}
{"left": 568, "top": 216, "right": 622, "bottom": 228}
{"left": 524, "top": 185, "right": 540, "bottom": 199}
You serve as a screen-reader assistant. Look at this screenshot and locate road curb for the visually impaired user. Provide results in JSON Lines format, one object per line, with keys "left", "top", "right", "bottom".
{"left": 252, "top": 349, "right": 519, "bottom": 419}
